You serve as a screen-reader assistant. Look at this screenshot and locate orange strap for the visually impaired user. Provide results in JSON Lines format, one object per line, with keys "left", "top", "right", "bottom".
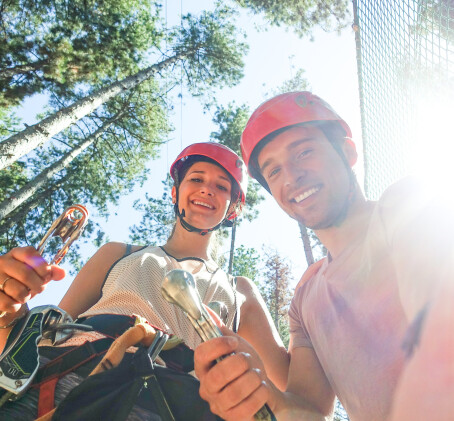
{"left": 37, "top": 377, "right": 59, "bottom": 418}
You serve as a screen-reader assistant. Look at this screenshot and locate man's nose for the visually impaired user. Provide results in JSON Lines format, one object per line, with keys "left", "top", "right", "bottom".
{"left": 284, "top": 162, "right": 306, "bottom": 186}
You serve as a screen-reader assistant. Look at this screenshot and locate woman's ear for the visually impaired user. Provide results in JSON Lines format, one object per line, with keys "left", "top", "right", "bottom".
{"left": 171, "top": 186, "right": 177, "bottom": 204}
{"left": 342, "top": 138, "right": 358, "bottom": 167}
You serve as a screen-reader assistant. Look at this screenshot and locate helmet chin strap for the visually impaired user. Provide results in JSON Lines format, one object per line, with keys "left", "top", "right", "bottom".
{"left": 176, "top": 207, "right": 226, "bottom": 236}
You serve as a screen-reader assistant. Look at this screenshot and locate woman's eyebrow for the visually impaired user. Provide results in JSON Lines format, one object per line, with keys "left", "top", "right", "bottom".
{"left": 189, "top": 170, "right": 230, "bottom": 182}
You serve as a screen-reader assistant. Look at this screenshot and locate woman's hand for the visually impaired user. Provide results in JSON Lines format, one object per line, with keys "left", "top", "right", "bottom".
{"left": 0, "top": 246, "right": 65, "bottom": 315}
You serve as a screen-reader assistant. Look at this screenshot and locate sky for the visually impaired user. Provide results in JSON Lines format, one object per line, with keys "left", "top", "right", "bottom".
{"left": 24, "top": 2, "right": 363, "bottom": 307}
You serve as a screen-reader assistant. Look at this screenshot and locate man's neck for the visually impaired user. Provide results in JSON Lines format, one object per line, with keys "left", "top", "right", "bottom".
{"left": 314, "top": 192, "right": 375, "bottom": 260}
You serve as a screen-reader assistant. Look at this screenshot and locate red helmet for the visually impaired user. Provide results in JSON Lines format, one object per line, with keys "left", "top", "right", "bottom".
{"left": 170, "top": 142, "right": 247, "bottom": 219}
{"left": 241, "top": 91, "right": 352, "bottom": 187}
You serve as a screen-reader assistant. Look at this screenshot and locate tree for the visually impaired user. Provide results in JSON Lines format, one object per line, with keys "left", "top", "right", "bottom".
{"left": 230, "top": 245, "right": 261, "bottom": 281}
{"left": 0, "top": 6, "right": 247, "bottom": 170}
{"left": 128, "top": 175, "right": 175, "bottom": 246}
{"left": 235, "top": 0, "right": 350, "bottom": 37}
{"left": 0, "top": 0, "right": 162, "bottom": 108}
{"left": 260, "top": 248, "right": 293, "bottom": 346}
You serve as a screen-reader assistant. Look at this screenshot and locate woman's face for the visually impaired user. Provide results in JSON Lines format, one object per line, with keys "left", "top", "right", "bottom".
{"left": 172, "top": 161, "right": 233, "bottom": 229}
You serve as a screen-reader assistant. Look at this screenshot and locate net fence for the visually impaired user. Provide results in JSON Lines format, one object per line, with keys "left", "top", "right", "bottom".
{"left": 353, "top": 0, "right": 454, "bottom": 199}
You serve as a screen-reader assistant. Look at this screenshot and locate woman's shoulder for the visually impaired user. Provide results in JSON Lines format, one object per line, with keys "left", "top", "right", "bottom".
{"left": 93, "top": 242, "right": 147, "bottom": 263}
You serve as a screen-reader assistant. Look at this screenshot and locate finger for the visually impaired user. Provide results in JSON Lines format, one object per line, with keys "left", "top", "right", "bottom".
{"left": 0, "top": 287, "right": 24, "bottom": 314}
{"left": 222, "top": 381, "right": 269, "bottom": 421}
{"left": 9, "top": 246, "right": 51, "bottom": 279}
{"left": 204, "top": 352, "right": 255, "bottom": 395}
{"left": 195, "top": 336, "right": 239, "bottom": 375}
{"left": 218, "top": 371, "right": 266, "bottom": 413}
{"left": 49, "top": 265, "right": 66, "bottom": 281}
{"left": 1, "top": 277, "right": 33, "bottom": 304}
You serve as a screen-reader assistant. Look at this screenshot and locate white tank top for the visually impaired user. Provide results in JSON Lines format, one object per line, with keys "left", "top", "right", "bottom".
{"left": 66, "top": 246, "right": 244, "bottom": 350}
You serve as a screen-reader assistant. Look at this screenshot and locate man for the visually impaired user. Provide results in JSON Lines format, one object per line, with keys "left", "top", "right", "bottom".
{"left": 194, "top": 91, "right": 454, "bottom": 420}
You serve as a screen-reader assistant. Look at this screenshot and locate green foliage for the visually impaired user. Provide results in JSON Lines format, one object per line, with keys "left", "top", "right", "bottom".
{"left": 0, "top": 0, "right": 162, "bottom": 107}
{"left": 419, "top": 1, "right": 454, "bottom": 42}
{"left": 210, "top": 102, "right": 265, "bottom": 222}
{"left": 234, "top": 0, "right": 350, "bottom": 37}
{"left": 129, "top": 175, "right": 175, "bottom": 246}
{"left": 267, "top": 67, "right": 311, "bottom": 97}
{"left": 230, "top": 244, "right": 261, "bottom": 280}
{"left": 172, "top": 6, "right": 248, "bottom": 96}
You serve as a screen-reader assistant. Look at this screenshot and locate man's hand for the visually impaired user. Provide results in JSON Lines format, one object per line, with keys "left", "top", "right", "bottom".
{"left": 194, "top": 326, "right": 276, "bottom": 421}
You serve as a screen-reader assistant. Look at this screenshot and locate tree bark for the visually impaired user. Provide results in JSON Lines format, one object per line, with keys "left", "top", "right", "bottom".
{"left": 0, "top": 181, "right": 65, "bottom": 237}
{"left": 0, "top": 52, "right": 188, "bottom": 170}
{"left": 0, "top": 116, "right": 119, "bottom": 221}
{"left": 299, "top": 222, "right": 314, "bottom": 266}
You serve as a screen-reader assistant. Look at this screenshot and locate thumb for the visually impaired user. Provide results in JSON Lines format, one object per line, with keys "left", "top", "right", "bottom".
{"left": 49, "top": 265, "right": 66, "bottom": 281}
{"left": 204, "top": 304, "right": 223, "bottom": 327}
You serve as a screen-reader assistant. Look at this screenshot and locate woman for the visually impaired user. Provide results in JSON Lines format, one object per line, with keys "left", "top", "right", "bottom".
{"left": 0, "top": 142, "right": 288, "bottom": 419}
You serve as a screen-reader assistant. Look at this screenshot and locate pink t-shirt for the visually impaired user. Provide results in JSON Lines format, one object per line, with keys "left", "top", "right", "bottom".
{"left": 288, "top": 178, "right": 447, "bottom": 421}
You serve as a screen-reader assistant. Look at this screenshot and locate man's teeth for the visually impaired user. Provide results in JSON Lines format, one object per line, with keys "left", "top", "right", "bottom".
{"left": 193, "top": 200, "right": 213, "bottom": 209}
{"left": 294, "top": 187, "right": 320, "bottom": 203}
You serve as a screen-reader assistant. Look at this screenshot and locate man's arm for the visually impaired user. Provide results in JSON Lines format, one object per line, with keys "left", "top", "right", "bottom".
{"left": 194, "top": 333, "right": 335, "bottom": 420}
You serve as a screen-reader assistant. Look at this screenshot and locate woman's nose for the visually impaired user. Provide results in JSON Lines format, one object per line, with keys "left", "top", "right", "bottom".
{"left": 200, "top": 184, "right": 214, "bottom": 196}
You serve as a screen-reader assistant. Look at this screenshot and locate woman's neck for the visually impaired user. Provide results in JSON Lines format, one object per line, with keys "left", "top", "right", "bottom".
{"left": 163, "top": 222, "right": 213, "bottom": 261}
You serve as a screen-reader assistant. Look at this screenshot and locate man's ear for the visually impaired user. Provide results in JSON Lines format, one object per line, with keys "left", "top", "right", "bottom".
{"left": 171, "top": 186, "right": 177, "bottom": 204}
{"left": 342, "top": 139, "right": 358, "bottom": 167}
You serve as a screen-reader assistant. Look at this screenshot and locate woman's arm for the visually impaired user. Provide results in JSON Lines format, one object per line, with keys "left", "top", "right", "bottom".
{"left": 236, "top": 276, "right": 289, "bottom": 391}
{"left": 58, "top": 242, "right": 134, "bottom": 318}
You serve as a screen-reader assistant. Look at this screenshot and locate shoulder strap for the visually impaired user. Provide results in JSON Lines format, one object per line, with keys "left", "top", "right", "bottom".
{"left": 231, "top": 276, "right": 240, "bottom": 333}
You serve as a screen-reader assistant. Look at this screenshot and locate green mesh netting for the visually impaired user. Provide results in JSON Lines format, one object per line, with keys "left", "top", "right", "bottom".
{"left": 353, "top": 0, "right": 454, "bottom": 199}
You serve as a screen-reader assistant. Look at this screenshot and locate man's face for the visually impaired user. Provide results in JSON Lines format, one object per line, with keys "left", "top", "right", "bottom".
{"left": 257, "top": 125, "right": 353, "bottom": 230}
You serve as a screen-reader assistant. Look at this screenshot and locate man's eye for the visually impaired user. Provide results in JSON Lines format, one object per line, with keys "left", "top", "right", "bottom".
{"left": 298, "top": 148, "right": 313, "bottom": 159}
{"left": 268, "top": 167, "right": 280, "bottom": 179}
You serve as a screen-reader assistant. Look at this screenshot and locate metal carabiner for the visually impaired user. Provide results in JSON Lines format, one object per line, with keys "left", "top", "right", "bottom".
{"left": 0, "top": 205, "right": 89, "bottom": 319}
{"left": 36, "top": 204, "right": 89, "bottom": 265}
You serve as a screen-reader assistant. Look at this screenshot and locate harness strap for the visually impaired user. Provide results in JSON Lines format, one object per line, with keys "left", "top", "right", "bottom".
{"left": 34, "top": 338, "right": 114, "bottom": 385}
{"left": 37, "top": 377, "right": 58, "bottom": 418}
{"left": 79, "top": 314, "right": 196, "bottom": 373}
{"left": 33, "top": 338, "right": 113, "bottom": 418}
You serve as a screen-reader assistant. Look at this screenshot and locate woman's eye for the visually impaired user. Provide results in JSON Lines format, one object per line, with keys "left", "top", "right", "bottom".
{"left": 190, "top": 177, "right": 203, "bottom": 183}
{"left": 217, "top": 184, "right": 229, "bottom": 192}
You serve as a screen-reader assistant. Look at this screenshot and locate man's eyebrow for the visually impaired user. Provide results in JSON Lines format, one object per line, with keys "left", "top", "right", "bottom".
{"left": 260, "top": 137, "right": 315, "bottom": 174}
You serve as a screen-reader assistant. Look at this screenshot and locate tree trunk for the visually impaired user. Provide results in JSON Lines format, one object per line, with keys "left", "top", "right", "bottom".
{"left": 0, "top": 181, "right": 65, "bottom": 237}
{"left": 274, "top": 267, "right": 279, "bottom": 328}
{"left": 228, "top": 218, "right": 237, "bottom": 274}
{"left": 0, "top": 52, "right": 188, "bottom": 170}
{"left": 0, "top": 116, "right": 119, "bottom": 221}
{"left": 299, "top": 222, "right": 314, "bottom": 266}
